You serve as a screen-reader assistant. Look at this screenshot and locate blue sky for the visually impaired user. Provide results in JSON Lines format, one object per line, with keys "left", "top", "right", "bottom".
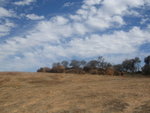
{"left": 0, "top": 0, "right": 150, "bottom": 71}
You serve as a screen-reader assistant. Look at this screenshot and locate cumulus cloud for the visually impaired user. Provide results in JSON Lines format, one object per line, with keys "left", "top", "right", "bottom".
{"left": 14, "top": 0, "right": 36, "bottom": 6}
{"left": 84, "top": 0, "right": 102, "bottom": 6}
{"left": 63, "top": 2, "right": 75, "bottom": 7}
{"left": 67, "top": 27, "right": 150, "bottom": 57}
{"left": 0, "top": 22, "right": 149, "bottom": 71}
{"left": 0, "top": 20, "right": 16, "bottom": 37}
{"left": 0, "top": 0, "right": 150, "bottom": 71}
{"left": 0, "top": 6, "right": 16, "bottom": 37}
{"left": 140, "top": 18, "right": 149, "bottom": 24}
{"left": 0, "top": 7, "right": 15, "bottom": 18}
{"left": 26, "top": 14, "right": 44, "bottom": 20}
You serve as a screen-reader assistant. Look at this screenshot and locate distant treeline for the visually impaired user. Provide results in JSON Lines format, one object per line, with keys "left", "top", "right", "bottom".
{"left": 37, "top": 55, "right": 150, "bottom": 76}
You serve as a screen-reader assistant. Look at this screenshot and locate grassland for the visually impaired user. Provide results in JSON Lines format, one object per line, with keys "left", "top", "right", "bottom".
{"left": 0, "top": 72, "right": 150, "bottom": 113}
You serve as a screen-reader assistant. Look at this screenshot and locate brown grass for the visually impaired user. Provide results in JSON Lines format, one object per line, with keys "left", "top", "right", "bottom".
{"left": 0, "top": 72, "right": 150, "bottom": 113}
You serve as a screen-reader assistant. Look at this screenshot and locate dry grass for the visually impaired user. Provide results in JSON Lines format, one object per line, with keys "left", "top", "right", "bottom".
{"left": 0, "top": 72, "right": 150, "bottom": 113}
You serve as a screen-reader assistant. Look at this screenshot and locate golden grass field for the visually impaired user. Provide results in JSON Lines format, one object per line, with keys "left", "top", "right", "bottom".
{"left": 0, "top": 72, "right": 150, "bottom": 113}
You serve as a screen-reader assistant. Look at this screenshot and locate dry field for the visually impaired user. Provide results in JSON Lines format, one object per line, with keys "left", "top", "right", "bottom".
{"left": 0, "top": 72, "right": 150, "bottom": 113}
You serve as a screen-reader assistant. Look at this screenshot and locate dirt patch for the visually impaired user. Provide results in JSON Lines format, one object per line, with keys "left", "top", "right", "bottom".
{"left": 103, "top": 99, "right": 129, "bottom": 112}
{"left": 133, "top": 101, "right": 150, "bottom": 113}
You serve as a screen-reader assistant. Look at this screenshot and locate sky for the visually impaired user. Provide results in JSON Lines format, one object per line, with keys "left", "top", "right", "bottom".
{"left": 0, "top": 0, "right": 150, "bottom": 72}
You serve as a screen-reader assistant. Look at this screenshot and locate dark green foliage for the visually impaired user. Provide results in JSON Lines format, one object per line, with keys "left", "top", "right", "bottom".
{"left": 142, "top": 55, "right": 150, "bottom": 75}
{"left": 142, "top": 65, "right": 150, "bottom": 75}
{"left": 114, "top": 64, "right": 124, "bottom": 72}
{"left": 70, "top": 60, "right": 81, "bottom": 68}
{"left": 86, "top": 60, "right": 98, "bottom": 69}
{"left": 121, "top": 57, "right": 141, "bottom": 73}
{"left": 144, "top": 56, "right": 150, "bottom": 65}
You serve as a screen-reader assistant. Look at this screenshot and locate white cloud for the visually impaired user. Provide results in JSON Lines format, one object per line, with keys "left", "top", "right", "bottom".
{"left": 0, "top": 7, "right": 15, "bottom": 18}
{"left": 0, "top": 20, "right": 16, "bottom": 37}
{"left": 0, "top": 22, "right": 150, "bottom": 71}
{"left": 0, "top": 6, "right": 16, "bottom": 37}
{"left": 14, "top": 0, "right": 36, "bottom": 6}
{"left": 140, "top": 18, "right": 149, "bottom": 24}
{"left": 63, "top": 2, "right": 75, "bottom": 7}
{"left": 51, "top": 16, "right": 69, "bottom": 25}
{"left": 67, "top": 27, "right": 150, "bottom": 57}
{"left": 72, "top": 23, "right": 89, "bottom": 35}
{"left": 26, "top": 14, "right": 44, "bottom": 20}
{"left": 84, "top": 0, "right": 102, "bottom": 6}
{"left": 112, "top": 16, "right": 125, "bottom": 25}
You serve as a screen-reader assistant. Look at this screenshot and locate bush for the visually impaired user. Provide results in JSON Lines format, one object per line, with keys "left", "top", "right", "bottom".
{"left": 97, "top": 68, "right": 105, "bottom": 75}
{"left": 65, "top": 68, "right": 85, "bottom": 74}
{"left": 142, "top": 65, "right": 150, "bottom": 76}
{"left": 37, "top": 67, "right": 51, "bottom": 72}
{"left": 51, "top": 65, "right": 65, "bottom": 73}
{"left": 89, "top": 69, "right": 98, "bottom": 74}
{"left": 114, "top": 71, "right": 124, "bottom": 76}
{"left": 105, "top": 68, "right": 115, "bottom": 75}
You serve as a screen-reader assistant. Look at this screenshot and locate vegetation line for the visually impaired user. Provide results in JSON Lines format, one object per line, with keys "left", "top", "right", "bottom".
{"left": 37, "top": 55, "right": 150, "bottom": 76}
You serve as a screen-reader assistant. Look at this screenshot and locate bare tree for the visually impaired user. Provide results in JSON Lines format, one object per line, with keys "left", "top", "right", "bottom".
{"left": 122, "top": 57, "right": 141, "bottom": 73}
{"left": 70, "top": 60, "right": 81, "bottom": 69}
{"left": 80, "top": 60, "right": 86, "bottom": 68}
{"left": 97, "top": 56, "right": 111, "bottom": 69}
{"left": 134, "top": 57, "right": 141, "bottom": 72}
{"left": 86, "top": 60, "right": 98, "bottom": 69}
{"left": 52, "top": 62, "right": 61, "bottom": 68}
{"left": 97, "top": 56, "right": 105, "bottom": 69}
{"left": 61, "top": 60, "right": 69, "bottom": 68}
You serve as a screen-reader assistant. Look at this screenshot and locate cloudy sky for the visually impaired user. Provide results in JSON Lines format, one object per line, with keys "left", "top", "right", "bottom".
{"left": 0, "top": 0, "right": 150, "bottom": 71}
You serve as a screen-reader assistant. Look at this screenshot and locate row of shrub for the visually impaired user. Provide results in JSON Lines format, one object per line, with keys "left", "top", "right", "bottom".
{"left": 37, "top": 66, "right": 124, "bottom": 76}
{"left": 37, "top": 55, "right": 150, "bottom": 76}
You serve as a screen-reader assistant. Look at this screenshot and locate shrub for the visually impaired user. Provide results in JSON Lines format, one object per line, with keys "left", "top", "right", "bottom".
{"left": 65, "top": 68, "right": 85, "bottom": 74}
{"left": 142, "top": 65, "right": 150, "bottom": 76}
{"left": 105, "top": 67, "right": 115, "bottom": 75}
{"left": 51, "top": 65, "right": 65, "bottom": 73}
{"left": 37, "top": 67, "right": 51, "bottom": 72}
{"left": 89, "top": 69, "right": 98, "bottom": 74}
